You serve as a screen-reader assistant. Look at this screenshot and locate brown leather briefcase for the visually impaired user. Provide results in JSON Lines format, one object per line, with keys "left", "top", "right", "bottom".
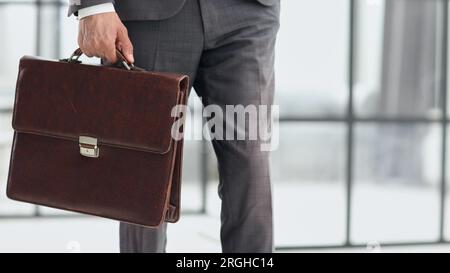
{"left": 6, "top": 49, "right": 189, "bottom": 227}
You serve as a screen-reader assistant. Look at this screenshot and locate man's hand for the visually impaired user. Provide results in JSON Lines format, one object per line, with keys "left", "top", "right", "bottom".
{"left": 78, "top": 12, "right": 134, "bottom": 64}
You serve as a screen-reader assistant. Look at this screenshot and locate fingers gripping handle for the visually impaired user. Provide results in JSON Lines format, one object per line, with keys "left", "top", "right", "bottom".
{"left": 65, "top": 48, "right": 136, "bottom": 71}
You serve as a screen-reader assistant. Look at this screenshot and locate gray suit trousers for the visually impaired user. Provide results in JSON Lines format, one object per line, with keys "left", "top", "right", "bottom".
{"left": 119, "top": 0, "right": 280, "bottom": 253}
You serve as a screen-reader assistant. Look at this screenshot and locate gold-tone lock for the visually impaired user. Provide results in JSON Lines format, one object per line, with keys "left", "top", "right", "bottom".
{"left": 79, "top": 136, "right": 99, "bottom": 158}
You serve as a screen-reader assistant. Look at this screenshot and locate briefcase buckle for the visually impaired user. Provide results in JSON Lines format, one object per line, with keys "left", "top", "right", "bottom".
{"left": 79, "top": 136, "right": 99, "bottom": 158}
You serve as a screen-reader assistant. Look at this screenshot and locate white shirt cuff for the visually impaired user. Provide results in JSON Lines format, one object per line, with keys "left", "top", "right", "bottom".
{"left": 77, "top": 3, "right": 115, "bottom": 20}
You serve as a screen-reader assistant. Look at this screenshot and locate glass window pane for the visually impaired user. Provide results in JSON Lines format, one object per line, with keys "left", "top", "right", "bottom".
{"left": 275, "top": 0, "right": 349, "bottom": 118}
{"left": 354, "top": 0, "right": 443, "bottom": 119}
{"left": 445, "top": 125, "right": 450, "bottom": 241}
{"left": 272, "top": 123, "right": 347, "bottom": 246}
{"left": 60, "top": 3, "right": 79, "bottom": 59}
{"left": 0, "top": 4, "right": 36, "bottom": 93}
{"left": 180, "top": 95, "right": 205, "bottom": 212}
{"left": 0, "top": 4, "right": 37, "bottom": 216}
{"left": 0, "top": 112, "right": 35, "bottom": 216}
{"left": 352, "top": 123, "right": 441, "bottom": 243}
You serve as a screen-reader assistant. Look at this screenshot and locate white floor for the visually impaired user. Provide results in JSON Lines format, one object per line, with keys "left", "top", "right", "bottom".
{"left": 0, "top": 215, "right": 220, "bottom": 253}
{"left": 0, "top": 216, "right": 450, "bottom": 253}
{"left": 1, "top": 177, "right": 450, "bottom": 252}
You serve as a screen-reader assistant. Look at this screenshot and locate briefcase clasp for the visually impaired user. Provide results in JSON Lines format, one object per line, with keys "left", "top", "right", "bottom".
{"left": 79, "top": 136, "right": 99, "bottom": 158}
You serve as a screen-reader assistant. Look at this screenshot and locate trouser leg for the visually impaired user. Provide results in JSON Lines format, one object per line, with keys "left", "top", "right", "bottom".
{"left": 119, "top": 0, "right": 204, "bottom": 253}
{"left": 194, "top": 0, "right": 280, "bottom": 253}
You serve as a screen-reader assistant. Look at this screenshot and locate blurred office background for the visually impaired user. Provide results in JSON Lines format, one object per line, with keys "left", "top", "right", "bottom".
{"left": 1, "top": 0, "right": 450, "bottom": 252}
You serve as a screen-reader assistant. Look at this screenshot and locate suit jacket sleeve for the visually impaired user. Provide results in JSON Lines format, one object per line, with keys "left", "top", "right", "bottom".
{"left": 67, "top": 0, "right": 115, "bottom": 17}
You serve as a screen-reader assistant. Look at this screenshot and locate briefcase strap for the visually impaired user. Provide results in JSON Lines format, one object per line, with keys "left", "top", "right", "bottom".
{"left": 61, "top": 48, "right": 146, "bottom": 72}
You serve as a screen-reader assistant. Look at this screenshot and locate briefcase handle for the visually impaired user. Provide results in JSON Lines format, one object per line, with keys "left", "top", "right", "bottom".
{"left": 63, "top": 48, "right": 145, "bottom": 72}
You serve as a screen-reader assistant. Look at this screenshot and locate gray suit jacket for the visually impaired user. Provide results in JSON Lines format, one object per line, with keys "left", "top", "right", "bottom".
{"left": 69, "top": 0, "right": 278, "bottom": 20}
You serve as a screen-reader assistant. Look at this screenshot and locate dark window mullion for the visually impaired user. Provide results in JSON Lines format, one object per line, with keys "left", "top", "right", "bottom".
{"left": 344, "top": 0, "right": 356, "bottom": 246}
{"left": 439, "top": 0, "right": 449, "bottom": 242}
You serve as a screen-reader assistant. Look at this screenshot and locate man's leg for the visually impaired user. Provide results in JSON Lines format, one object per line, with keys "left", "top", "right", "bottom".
{"left": 119, "top": 0, "right": 204, "bottom": 253}
{"left": 194, "top": 0, "right": 280, "bottom": 253}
